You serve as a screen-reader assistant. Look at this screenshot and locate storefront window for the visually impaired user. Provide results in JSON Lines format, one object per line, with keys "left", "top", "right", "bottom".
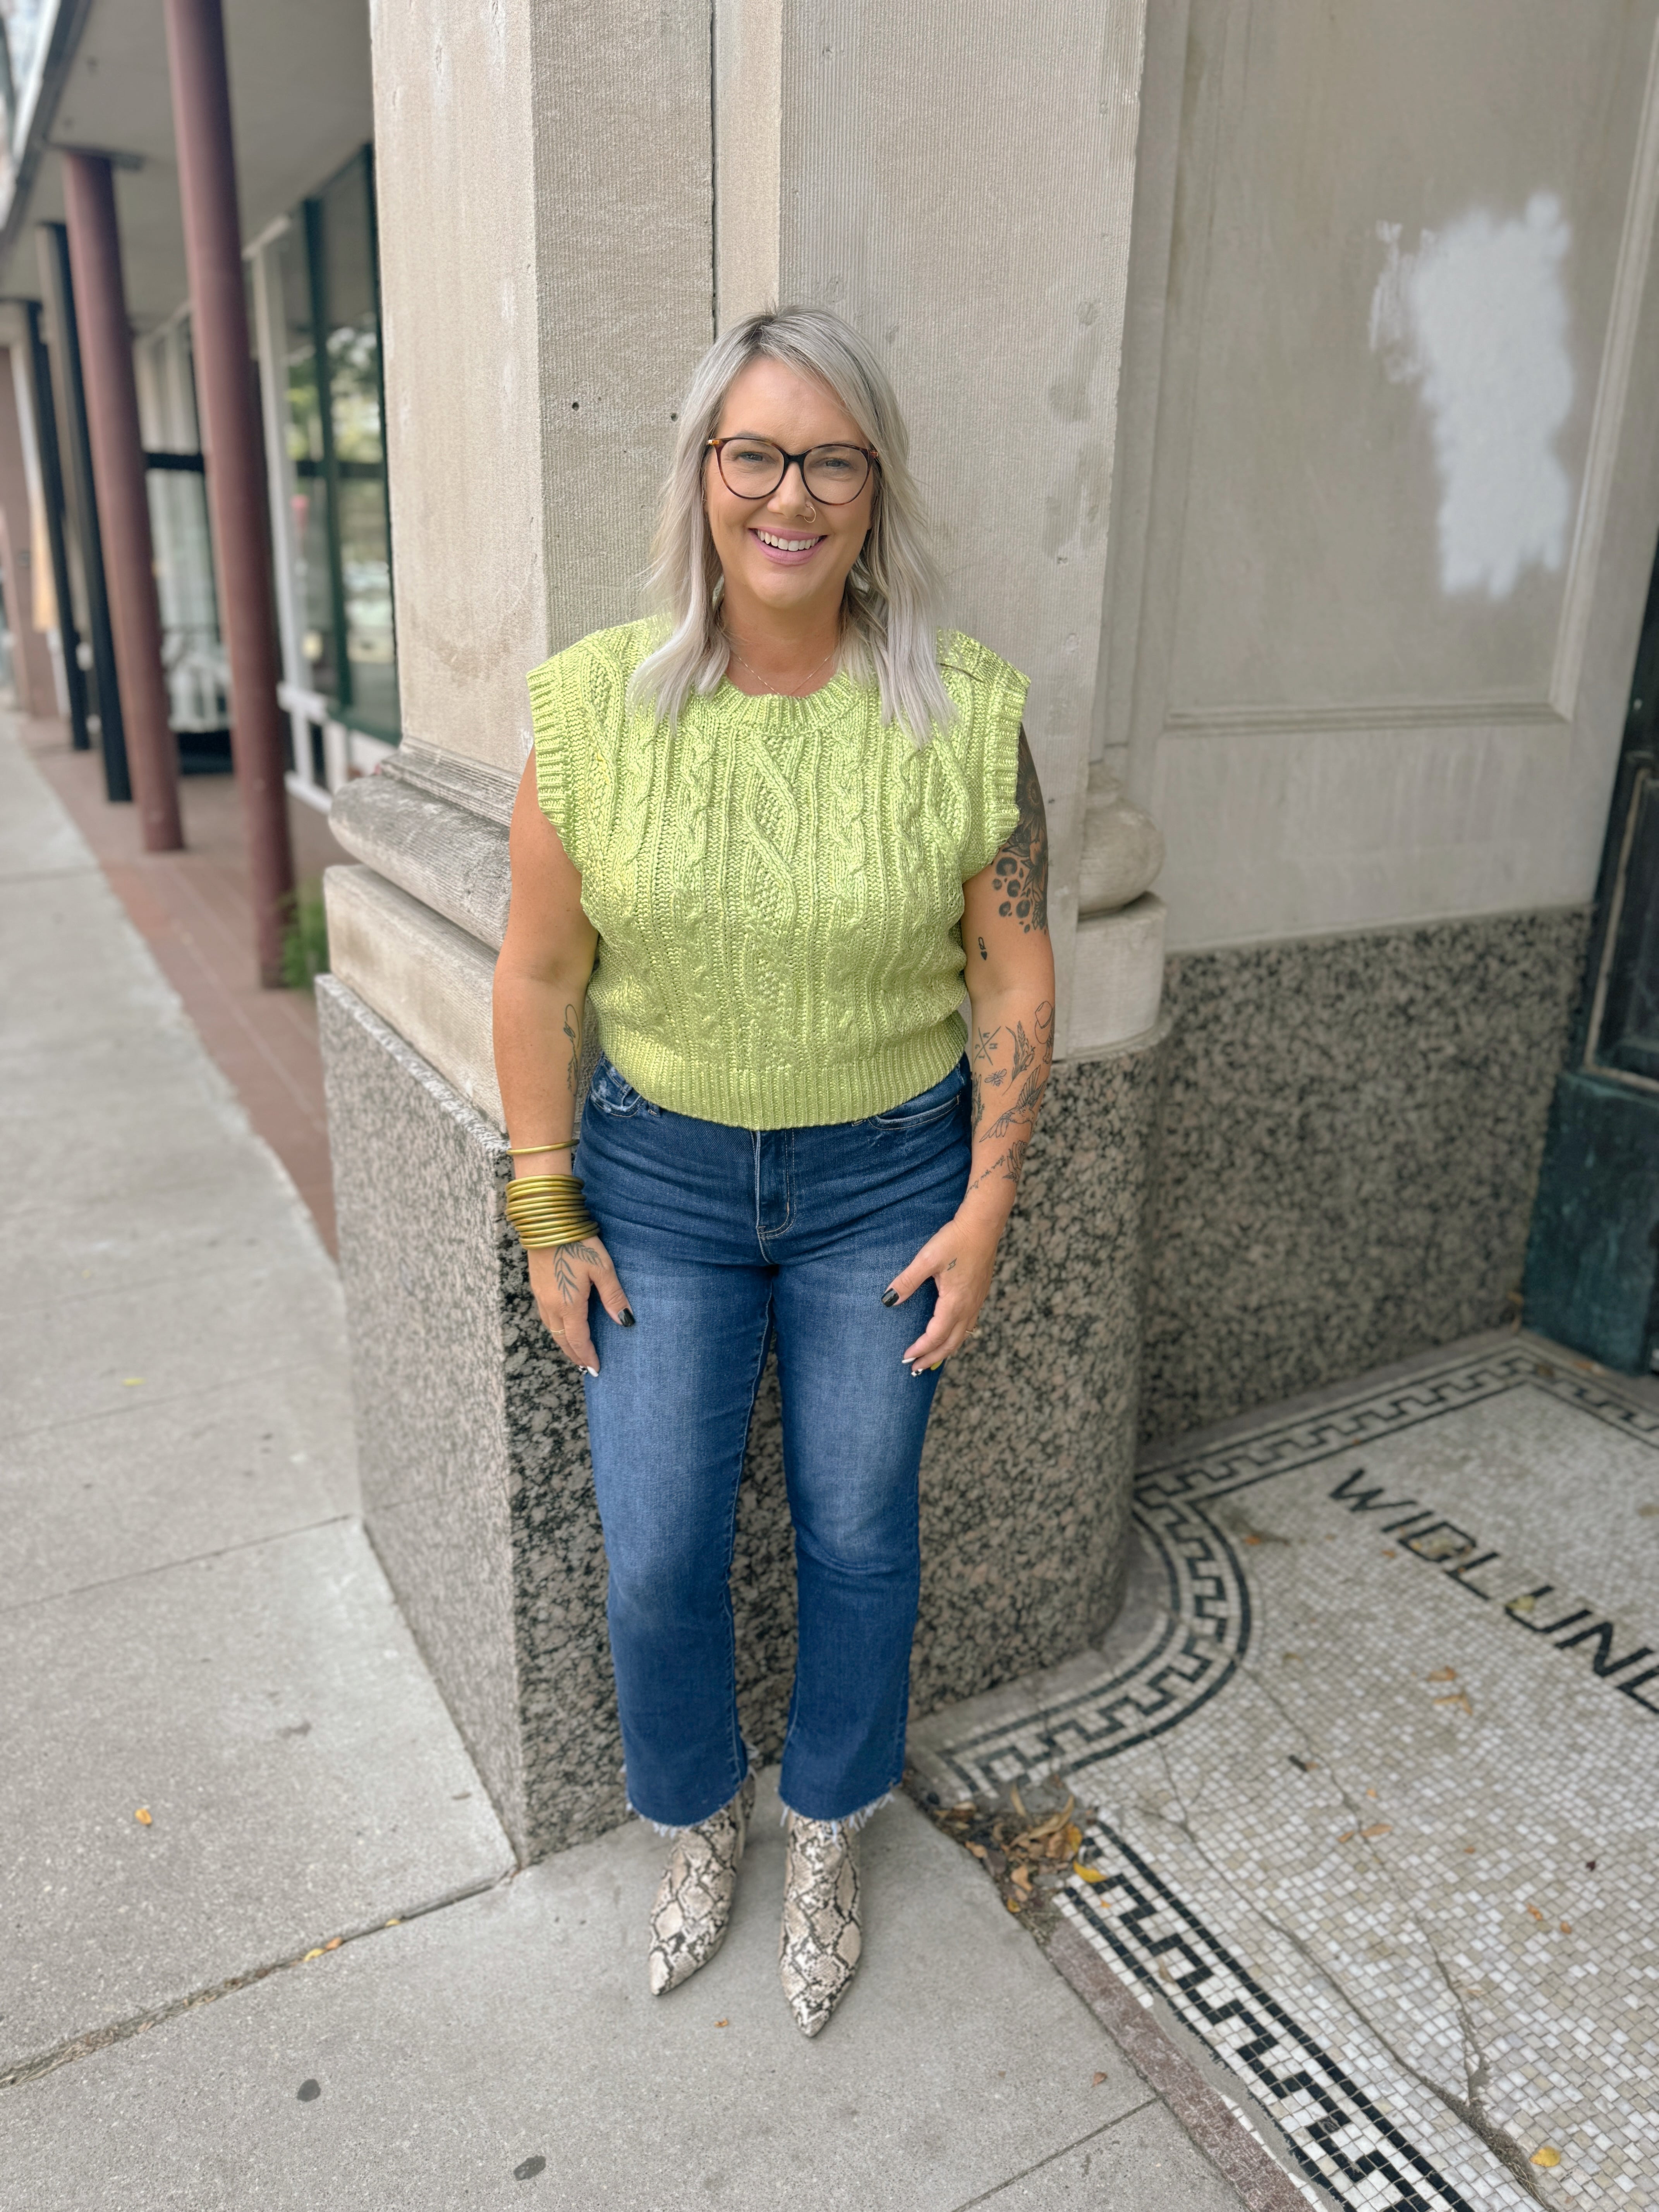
{"left": 273, "top": 144, "right": 397, "bottom": 748}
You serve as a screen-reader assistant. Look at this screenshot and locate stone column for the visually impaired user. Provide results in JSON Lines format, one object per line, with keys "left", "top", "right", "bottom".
{"left": 321, "top": 0, "right": 1170, "bottom": 1862}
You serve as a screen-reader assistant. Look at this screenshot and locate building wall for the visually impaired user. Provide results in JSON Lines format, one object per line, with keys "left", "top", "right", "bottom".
{"left": 1137, "top": 907, "right": 1588, "bottom": 1443}
{"left": 1106, "top": 0, "right": 1659, "bottom": 953}
{"left": 1096, "top": 0, "right": 1659, "bottom": 1430}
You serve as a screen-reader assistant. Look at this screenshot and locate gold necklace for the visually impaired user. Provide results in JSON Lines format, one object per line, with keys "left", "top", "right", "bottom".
{"left": 725, "top": 635, "right": 840, "bottom": 698}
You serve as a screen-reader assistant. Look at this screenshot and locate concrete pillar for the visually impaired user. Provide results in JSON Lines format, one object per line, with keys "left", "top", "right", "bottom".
{"left": 0, "top": 348, "right": 59, "bottom": 718}
{"left": 317, "top": 0, "right": 1168, "bottom": 1861}
{"left": 61, "top": 153, "right": 183, "bottom": 853}
{"left": 163, "top": 0, "right": 294, "bottom": 984}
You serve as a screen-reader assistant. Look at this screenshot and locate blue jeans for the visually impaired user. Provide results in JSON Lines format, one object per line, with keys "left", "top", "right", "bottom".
{"left": 575, "top": 1052, "right": 971, "bottom": 1829}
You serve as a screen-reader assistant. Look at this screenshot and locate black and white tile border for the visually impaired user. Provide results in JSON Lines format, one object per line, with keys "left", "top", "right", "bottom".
{"left": 1061, "top": 1821, "right": 1488, "bottom": 2212}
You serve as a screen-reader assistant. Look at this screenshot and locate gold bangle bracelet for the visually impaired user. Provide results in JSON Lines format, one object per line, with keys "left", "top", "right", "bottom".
{"left": 507, "top": 1140, "right": 575, "bottom": 1157}
{"left": 514, "top": 1223, "right": 599, "bottom": 1250}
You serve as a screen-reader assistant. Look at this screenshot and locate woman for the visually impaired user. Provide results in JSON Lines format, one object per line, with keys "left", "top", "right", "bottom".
{"left": 492, "top": 306, "right": 1053, "bottom": 2038}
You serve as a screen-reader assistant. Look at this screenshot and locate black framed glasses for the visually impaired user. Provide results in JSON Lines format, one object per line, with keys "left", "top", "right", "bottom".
{"left": 707, "top": 435, "right": 879, "bottom": 505}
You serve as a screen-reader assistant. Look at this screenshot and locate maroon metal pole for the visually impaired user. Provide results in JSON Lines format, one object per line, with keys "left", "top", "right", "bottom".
{"left": 162, "top": 0, "right": 293, "bottom": 985}
{"left": 60, "top": 153, "right": 184, "bottom": 854}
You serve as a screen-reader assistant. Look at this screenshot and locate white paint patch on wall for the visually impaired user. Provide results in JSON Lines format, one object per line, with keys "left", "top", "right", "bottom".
{"left": 1370, "top": 192, "right": 1575, "bottom": 600}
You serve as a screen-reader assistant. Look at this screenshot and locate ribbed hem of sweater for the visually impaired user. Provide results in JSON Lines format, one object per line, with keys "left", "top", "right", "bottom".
{"left": 602, "top": 1017, "right": 967, "bottom": 1131}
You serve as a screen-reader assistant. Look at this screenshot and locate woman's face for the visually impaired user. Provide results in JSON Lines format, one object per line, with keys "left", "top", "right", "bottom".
{"left": 704, "top": 358, "right": 877, "bottom": 625}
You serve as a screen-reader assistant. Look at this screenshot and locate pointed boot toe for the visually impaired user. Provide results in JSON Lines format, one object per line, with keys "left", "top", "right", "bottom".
{"left": 778, "top": 1810, "right": 863, "bottom": 2038}
{"left": 646, "top": 1772, "right": 755, "bottom": 1996}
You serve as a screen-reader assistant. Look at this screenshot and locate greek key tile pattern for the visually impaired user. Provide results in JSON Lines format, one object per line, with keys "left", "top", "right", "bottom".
{"left": 934, "top": 1490, "right": 1252, "bottom": 1802}
{"left": 1063, "top": 1822, "right": 1491, "bottom": 2212}
{"left": 916, "top": 1343, "right": 1659, "bottom": 2210}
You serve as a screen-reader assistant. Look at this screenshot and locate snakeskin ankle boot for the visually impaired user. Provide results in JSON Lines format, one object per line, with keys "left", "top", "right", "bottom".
{"left": 778, "top": 1810, "right": 863, "bottom": 2038}
{"left": 646, "top": 1772, "right": 756, "bottom": 1996}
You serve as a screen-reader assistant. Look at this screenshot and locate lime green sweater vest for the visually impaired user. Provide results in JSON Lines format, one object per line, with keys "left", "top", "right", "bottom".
{"left": 527, "top": 621, "right": 1027, "bottom": 1129}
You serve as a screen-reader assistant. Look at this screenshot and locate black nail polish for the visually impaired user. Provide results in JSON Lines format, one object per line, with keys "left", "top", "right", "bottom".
{"left": 881, "top": 1288, "right": 899, "bottom": 1306}
{"left": 620, "top": 1308, "right": 636, "bottom": 1327}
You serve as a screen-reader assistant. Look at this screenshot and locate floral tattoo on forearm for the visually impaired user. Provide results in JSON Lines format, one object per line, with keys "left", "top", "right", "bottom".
{"left": 968, "top": 1001, "right": 1054, "bottom": 1197}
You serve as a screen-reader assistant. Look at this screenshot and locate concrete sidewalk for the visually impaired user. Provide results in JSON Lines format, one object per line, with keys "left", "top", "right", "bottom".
{"left": 0, "top": 715, "right": 1270, "bottom": 2209}
{"left": 0, "top": 714, "right": 512, "bottom": 2075}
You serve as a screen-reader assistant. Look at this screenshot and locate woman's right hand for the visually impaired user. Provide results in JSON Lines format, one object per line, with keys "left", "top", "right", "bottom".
{"left": 527, "top": 1238, "right": 634, "bottom": 1374}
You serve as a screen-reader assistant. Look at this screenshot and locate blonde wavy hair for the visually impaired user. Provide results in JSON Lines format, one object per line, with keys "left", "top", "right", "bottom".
{"left": 629, "top": 306, "right": 954, "bottom": 745}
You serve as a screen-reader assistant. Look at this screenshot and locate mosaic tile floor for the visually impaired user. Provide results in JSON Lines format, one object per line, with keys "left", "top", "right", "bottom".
{"left": 910, "top": 1335, "right": 1659, "bottom": 2212}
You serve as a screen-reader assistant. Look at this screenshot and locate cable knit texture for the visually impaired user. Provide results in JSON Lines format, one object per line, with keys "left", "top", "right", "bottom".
{"left": 528, "top": 621, "right": 1027, "bottom": 1129}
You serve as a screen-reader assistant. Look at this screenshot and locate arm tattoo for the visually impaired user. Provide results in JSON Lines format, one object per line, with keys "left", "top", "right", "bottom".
{"left": 562, "top": 1003, "right": 582, "bottom": 1097}
{"left": 965, "top": 1000, "right": 1054, "bottom": 1199}
{"left": 991, "top": 731, "right": 1049, "bottom": 936}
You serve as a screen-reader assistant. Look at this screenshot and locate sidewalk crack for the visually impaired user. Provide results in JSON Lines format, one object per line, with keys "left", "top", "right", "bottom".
{"left": 1149, "top": 1673, "right": 1548, "bottom": 2205}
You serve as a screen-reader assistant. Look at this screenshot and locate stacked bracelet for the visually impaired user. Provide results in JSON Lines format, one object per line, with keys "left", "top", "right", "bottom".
{"left": 505, "top": 1174, "right": 600, "bottom": 1250}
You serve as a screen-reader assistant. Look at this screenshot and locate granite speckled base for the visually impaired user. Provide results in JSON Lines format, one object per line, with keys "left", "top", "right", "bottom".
{"left": 318, "top": 975, "right": 1170, "bottom": 1856}
{"left": 1139, "top": 907, "right": 1589, "bottom": 1448}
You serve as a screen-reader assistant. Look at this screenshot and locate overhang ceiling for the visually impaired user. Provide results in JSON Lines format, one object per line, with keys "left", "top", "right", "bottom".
{"left": 0, "top": 0, "right": 374, "bottom": 327}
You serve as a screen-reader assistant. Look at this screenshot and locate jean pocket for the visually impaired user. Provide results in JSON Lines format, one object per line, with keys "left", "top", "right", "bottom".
{"left": 586, "top": 1057, "right": 650, "bottom": 1118}
{"left": 871, "top": 1058, "right": 970, "bottom": 1132}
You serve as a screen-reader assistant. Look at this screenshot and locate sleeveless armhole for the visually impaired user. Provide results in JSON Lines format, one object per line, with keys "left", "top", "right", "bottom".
{"left": 526, "top": 649, "right": 587, "bottom": 874}
{"left": 951, "top": 637, "right": 1029, "bottom": 882}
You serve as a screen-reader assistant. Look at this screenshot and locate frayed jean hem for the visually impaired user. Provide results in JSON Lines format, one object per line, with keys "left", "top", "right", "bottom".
{"left": 777, "top": 1785, "right": 895, "bottom": 1838}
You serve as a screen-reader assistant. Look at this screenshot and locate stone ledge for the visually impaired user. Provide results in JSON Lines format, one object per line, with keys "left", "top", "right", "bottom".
{"left": 328, "top": 746, "right": 512, "bottom": 951}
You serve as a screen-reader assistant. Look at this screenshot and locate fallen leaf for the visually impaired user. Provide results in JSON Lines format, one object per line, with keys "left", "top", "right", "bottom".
{"left": 1009, "top": 1783, "right": 1028, "bottom": 1819}
{"left": 1425, "top": 1667, "right": 1457, "bottom": 1683}
{"left": 134, "top": 1807, "right": 153, "bottom": 1826}
{"left": 304, "top": 1948, "right": 324, "bottom": 1961}
{"left": 122, "top": 1378, "right": 144, "bottom": 1388}
{"left": 714, "top": 2018, "right": 728, "bottom": 2028}
{"left": 1381, "top": 1548, "right": 1398, "bottom": 1559}
{"left": 1365, "top": 1789, "right": 1379, "bottom": 1800}
{"left": 1243, "top": 1534, "right": 1263, "bottom": 1545}
{"left": 384, "top": 1918, "right": 401, "bottom": 1928}
{"left": 1586, "top": 1859, "right": 1597, "bottom": 1872}
{"left": 1531, "top": 2146, "right": 1562, "bottom": 2169}
{"left": 1072, "top": 1861, "right": 1105, "bottom": 1884}
{"left": 1434, "top": 1693, "right": 1474, "bottom": 1715}
{"left": 1091, "top": 2072, "right": 1109, "bottom": 2087}
{"left": 1005, "top": 1896, "right": 1022, "bottom": 1913}
{"left": 1526, "top": 1904, "right": 1544, "bottom": 1922}
{"left": 1281, "top": 1652, "right": 1302, "bottom": 1665}
{"left": 1559, "top": 1922, "right": 1572, "bottom": 1935}
{"left": 1010, "top": 1865, "right": 1034, "bottom": 1894}
{"left": 1337, "top": 1830, "right": 1356, "bottom": 1843}
{"left": 965, "top": 1841, "right": 988, "bottom": 1861}
{"left": 323, "top": 1937, "right": 342, "bottom": 1951}
{"left": 1361, "top": 1824, "right": 1392, "bottom": 1839}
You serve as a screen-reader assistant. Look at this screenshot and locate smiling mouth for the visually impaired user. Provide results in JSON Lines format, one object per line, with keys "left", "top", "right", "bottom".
{"left": 752, "top": 529, "right": 825, "bottom": 555}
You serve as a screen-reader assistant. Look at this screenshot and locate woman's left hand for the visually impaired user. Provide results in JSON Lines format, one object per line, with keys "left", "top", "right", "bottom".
{"left": 884, "top": 1204, "right": 1004, "bottom": 1376}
